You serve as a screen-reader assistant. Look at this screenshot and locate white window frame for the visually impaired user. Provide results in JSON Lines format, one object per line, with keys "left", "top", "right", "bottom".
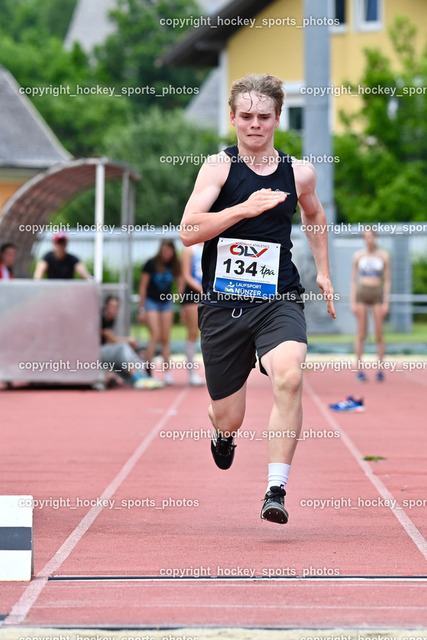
{"left": 354, "top": 0, "right": 383, "bottom": 32}
{"left": 280, "top": 83, "right": 304, "bottom": 132}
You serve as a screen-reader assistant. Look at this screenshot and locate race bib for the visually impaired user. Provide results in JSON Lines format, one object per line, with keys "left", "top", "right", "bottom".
{"left": 214, "top": 237, "right": 280, "bottom": 299}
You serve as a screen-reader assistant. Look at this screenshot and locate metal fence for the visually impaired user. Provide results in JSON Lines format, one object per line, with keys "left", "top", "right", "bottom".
{"left": 31, "top": 224, "right": 427, "bottom": 334}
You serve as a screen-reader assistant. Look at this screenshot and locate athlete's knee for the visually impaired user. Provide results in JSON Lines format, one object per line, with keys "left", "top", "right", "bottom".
{"left": 211, "top": 403, "right": 244, "bottom": 432}
{"left": 272, "top": 365, "right": 303, "bottom": 395}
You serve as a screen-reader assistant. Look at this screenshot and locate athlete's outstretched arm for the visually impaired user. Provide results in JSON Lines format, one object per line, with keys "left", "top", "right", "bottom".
{"left": 180, "top": 154, "right": 287, "bottom": 246}
{"left": 295, "top": 163, "right": 336, "bottom": 319}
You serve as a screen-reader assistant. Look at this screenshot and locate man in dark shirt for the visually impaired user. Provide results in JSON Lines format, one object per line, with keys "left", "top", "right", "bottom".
{"left": 34, "top": 233, "right": 92, "bottom": 280}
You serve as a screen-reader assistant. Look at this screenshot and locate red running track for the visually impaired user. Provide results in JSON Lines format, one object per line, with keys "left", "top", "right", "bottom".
{"left": 1, "top": 364, "right": 427, "bottom": 628}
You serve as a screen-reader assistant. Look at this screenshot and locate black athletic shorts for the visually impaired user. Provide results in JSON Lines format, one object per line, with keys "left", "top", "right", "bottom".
{"left": 198, "top": 296, "right": 307, "bottom": 401}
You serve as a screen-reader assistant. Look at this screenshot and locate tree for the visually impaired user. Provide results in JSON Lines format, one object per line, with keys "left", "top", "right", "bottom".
{"left": 94, "top": 0, "right": 208, "bottom": 111}
{"left": 57, "top": 107, "right": 219, "bottom": 228}
{"left": 0, "top": 17, "right": 132, "bottom": 157}
{"left": 0, "top": 0, "right": 207, "bottom": 156}
{"left": 334, "top": 16, "right": 427, "bottom": 223}
{"left": 0, "top": 0, "right": 77, "bottom": 41}
{"left": 101, "top": 107, "right": 219, "bottom": 226}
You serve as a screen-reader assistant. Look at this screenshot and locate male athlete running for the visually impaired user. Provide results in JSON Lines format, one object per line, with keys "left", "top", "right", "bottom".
{"left": 180, "top": 73, "right": 336, "bottom": 524}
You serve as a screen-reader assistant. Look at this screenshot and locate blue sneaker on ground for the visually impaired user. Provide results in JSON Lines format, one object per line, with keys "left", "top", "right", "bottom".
{"left": 329, "top": 396, "right": 365, "bottom": 413}
{"left": 376, "top": 371, "right": 385, "bottom": 382}
{"left": 356, "top": 371, "right": 367, "bottom": 382}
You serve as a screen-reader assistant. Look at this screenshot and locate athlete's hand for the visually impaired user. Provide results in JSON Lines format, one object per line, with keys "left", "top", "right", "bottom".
{"left": 316, "top": 274, "right": 336, "bottom": 319}
{"left": 243, "top": 188, "right": 288, "bottom": 217}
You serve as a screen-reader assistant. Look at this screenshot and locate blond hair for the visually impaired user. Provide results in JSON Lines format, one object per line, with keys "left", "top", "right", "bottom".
{"left": 228, "top": 73, "right": 285, "bottom": 116}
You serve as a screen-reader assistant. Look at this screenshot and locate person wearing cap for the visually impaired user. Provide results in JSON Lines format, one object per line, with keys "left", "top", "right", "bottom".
{"left": 34, "top": 233, "right": 92, "bottom": 280}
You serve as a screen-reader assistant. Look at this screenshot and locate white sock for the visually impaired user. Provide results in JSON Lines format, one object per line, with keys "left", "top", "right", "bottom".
{"left": 267, "top": 463, "right": 291, "bottom": 492}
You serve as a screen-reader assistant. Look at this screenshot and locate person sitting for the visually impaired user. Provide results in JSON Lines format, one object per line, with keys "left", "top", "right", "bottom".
{"left": 34, "top": 232, "right": 92, "bottom": 280}
{"left": 100, "top": 295, "right": 164, "bottom": 390}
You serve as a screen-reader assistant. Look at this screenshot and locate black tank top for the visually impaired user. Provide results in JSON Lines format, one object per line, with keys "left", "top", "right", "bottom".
{"left": 201, "top": 145, "right": 303, "bottom": 307}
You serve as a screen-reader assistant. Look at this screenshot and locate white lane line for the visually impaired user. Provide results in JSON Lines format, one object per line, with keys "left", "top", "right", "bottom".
{"left": 3, "top": 388, "right": 189, "bottom": 626}
{"left": 304, "top": 379, "right": 427, "bottom": 562}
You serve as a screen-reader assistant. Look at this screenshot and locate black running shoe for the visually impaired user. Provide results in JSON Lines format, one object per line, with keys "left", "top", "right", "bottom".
{"left": 210, "top": 430, "right": 236, "bottom": 470}
{"left": 261, "top": 485, "right": 289, "bottom": 524}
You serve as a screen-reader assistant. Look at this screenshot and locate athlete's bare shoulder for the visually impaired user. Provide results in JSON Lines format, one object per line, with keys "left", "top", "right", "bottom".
{"left": 196, "top": 150, "right": 232, "bottom": 188}
{"left": 291, "top": 158, "right": 316, "bottom": 195}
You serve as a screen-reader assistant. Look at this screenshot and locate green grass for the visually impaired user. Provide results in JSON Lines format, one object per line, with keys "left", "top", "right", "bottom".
{"left": 310, "top": 322, "right": 427, "bottom": 343}
{"left": 132, "top": 321, "right": 427, "bottom": 343}
{"left": 132, "top": 323, "right": 188, "bottom": 342}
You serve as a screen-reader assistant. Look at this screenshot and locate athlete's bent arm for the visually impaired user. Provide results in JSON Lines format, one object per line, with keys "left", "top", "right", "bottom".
{"left": 295, "top": 163, "right": 336, "bottom": 318}
{"left": 180, "top": 154, "right": 287, "bottom": 246}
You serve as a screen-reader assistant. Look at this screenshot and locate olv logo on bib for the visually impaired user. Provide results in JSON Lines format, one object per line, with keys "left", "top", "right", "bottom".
{"left": 214, "top": 237, "right": 280, "bottom": 299}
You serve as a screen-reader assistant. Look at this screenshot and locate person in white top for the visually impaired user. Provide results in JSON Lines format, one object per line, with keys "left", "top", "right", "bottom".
{"left": 351, "top": 229, "right": 390, "bottom": 381}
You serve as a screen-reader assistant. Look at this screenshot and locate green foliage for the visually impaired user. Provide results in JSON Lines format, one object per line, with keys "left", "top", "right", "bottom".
{"left": 94, "top": 0, "right": 208, "bottom": 111}
{"left": 413, "top": 256, "right": 427, "bottom": 295}
{"left": 334, "top": 15, "right": 427, "bottom": 223}
{"left": 54, "top": 181, "right": 122, "bottom": 228}
{"left": 100, "top": 107, "right": 219, "bottom": 226}
{"left": 412, "top": 256, "right": 427, "bottom": 321}
{"left": 0, "top": 0, "right": 77, "bottom": 40}
{"left": 274, "top": 129, "right": 303, "bottom": 158}
{"left": 83, "top": 260, "right": 120, "bottom": 283}
{"left": 0, "top": 0, "right": 207, "bottom": 158}
{"left": 0, "top": 30, "right": 132, "bottom": 157}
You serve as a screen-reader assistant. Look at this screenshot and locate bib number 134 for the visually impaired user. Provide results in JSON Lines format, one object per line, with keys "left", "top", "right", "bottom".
{"left": 222, "top": 258, "right": 258, "bottom": 277}
{"left": 213, "top": 237, "right": 280, "bottom": 299}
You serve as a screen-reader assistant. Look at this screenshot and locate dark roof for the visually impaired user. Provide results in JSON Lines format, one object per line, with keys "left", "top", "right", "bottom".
{"left": 0, "top": 65, "right": 71, "bottom": 170}
{"left": 157, "top": 0, "right": 274, "bottom": 67}
{"left": 0, "top": 157, "right": 140, "bottom": 276}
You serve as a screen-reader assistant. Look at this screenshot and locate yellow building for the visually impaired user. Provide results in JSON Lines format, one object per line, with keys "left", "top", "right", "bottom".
{"left": 159, "top": 0, "right": 427, "bottom": 134}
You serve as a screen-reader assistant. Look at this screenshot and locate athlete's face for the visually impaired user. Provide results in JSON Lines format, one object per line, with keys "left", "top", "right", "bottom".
{"left": 230, "top": 92, "right": 280, "bottom": 147}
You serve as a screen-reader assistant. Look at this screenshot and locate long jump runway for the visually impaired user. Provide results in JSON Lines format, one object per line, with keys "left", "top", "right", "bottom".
{"left": 1, "top": 364, "right": 427, "bottom": 629}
